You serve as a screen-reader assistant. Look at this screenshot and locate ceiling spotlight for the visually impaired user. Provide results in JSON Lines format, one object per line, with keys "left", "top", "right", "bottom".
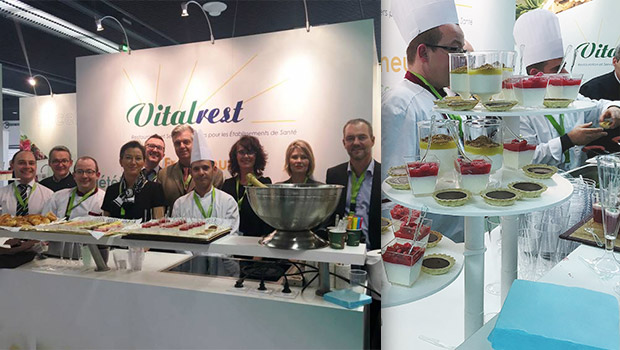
{"left": 181, "top": 1, "right": 216, "bottom": 45}
{"left": 202, "top": 2, "right": 227, "bottom": 17}
{"left": 28, "top": 75, "right": 53, "bottom": 97}
{"left": 95, "top": 16, "right": 131, "bottom": 54}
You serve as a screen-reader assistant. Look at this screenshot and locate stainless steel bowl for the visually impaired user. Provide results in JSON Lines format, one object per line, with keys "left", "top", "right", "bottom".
{"left": 246, "top": 184, "right": 343, "bottom": 250}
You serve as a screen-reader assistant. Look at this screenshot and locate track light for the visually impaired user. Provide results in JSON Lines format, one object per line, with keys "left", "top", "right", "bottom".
{"left": 95, "top": 15, "right": 131, "bottom": 54}
{"left": 181, "top": 1, "right": 215, "bottom": 45}
{"left": 28, "top": 75, "right": 53, "bottom": 97}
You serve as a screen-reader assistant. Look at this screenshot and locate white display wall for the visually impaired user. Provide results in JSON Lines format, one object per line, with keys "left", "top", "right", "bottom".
{"left": 77, "top": 20, "right": 377, "bottom": 189}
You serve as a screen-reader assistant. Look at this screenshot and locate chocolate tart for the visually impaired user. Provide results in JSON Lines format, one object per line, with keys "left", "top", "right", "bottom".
{"left": 482, "top": 100, "right": 518, "bottom": 112}
{"left": 600, "top": 120, "right": 613, "bottom": 129}
{"left": 522, "top": 164, "right": 558, "bottom": 179}
{"left": 481, "top": 188, "right": 520, "bottom": 206}
{"left": 387, "top": 165, "right": 408, "bottom": 177}
{"left": 427, "top": 230, "right": 443, "bottom": 248}
{"left": 508, "top": 181, "right": 547, "bottom": 198}
{"left": 381, "top": 217, "right": 393, "bottom": 234}
{"left": 447, "top": 99, "right": 478, "bottom": 111}
{"left": 422, "top": 254, "right": 455, "bottom": 275}
{"left": 433, "top": 96, "right": 462, "bottom": 109}
{"left": 386, "top": 176, "right": 410, "bottom": 190}
{"left": 543, "top": 98, "right": 573, "bottom": 108}
{"left": 433, "top": 189, "right": 471, "bottom": 207}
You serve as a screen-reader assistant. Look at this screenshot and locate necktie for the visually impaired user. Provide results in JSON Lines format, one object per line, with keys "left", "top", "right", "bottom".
{"left": 16, "top": 184, "right": 29, "bottom": 216}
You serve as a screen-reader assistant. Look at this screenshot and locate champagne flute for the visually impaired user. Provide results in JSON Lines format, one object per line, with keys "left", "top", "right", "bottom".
{"left": 594, "top": 155, "right": 620, "bottom": 275}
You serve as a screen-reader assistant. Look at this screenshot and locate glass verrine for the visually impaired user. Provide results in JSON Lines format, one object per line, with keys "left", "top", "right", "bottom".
{"left": 502, "top": 135, "right": 537, "bottom": 169}
{"left": 467, "top": 51, "right": 502, "bottom": 101}
{"left": 454, "top": 155, "right": 492, "bottom": 195}
{"left": 404, "top": 155, "right": 440, "bottom": 196}
{"left": 463, "top": 119, "right": 503, "bottom": 172}
{"left": 546, "top": 73, "right": 583, "bottom": 100}
{"left": 498, "top": 51, "right": 516, "bottom": 99}
{"left": 595, "top": 155, "right": 620, "bottom": 274}
{"left": 382, "top": 219, "right": 432, "bottom": 287}
{"left": 449, "top": 53, "right": 469, "bottom": 98}
{"left": 514, "top": 73, "right": 550, "bottom": 107}
{"left": 418, "top": 119, "right": 459, "bottom": 177}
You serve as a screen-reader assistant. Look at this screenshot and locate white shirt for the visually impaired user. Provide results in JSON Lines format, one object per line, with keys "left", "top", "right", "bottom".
{"left": 382, "top": 78, "right": 464, "bottom": 243}
{"left": 172, "top": 187, "right": 240, "bottom": 236}
{"left": 0, "top": 180, "right": 53, "bottom": 215}
{"left": 42, "top": 187, "right": 106, "bottom": 219}
{"left": 521, "top": 94, "right": 620, "bottom": 170}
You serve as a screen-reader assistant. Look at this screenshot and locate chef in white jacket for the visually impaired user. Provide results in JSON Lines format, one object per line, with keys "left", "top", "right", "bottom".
{"left": 172, "top": 130, "right": 239, "bottom": 276}
{"left": 514, "top": 9, "right": 620, "bottom": 170}
{"left": 43, "top": 156, "right": 106, "bottom": 258}
{"left": 381, "top": 0, "right": 465, "bottom": 242}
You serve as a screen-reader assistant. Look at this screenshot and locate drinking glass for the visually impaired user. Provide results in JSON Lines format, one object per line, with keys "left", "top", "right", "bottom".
{"left": 594, "top": 155, "right": 620, "bottom": 275}
{"left": 467, "top": 51, "right": 502, "bottom": 101}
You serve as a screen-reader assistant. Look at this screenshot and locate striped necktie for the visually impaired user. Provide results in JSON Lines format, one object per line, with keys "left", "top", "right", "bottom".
{"left": 16, "top": 184, "right": 29, "bottom": 216}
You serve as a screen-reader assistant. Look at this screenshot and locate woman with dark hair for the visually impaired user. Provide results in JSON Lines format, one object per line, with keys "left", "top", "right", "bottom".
{"left": 221, "top": 136, "right": 273, "bottom": 237}
{"left": 101, "top": 141, "right": 166, "bottom": 220}
{"left": 279, "top": 140, "right": 322, "bottom": 184}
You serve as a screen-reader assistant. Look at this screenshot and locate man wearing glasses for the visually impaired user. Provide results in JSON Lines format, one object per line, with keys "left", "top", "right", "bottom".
{"left": 40, "top": 146, "right": 76, "bottom": 192}
{"left": 381, "top": 0, "right": 465, "bottom": 242}
{"left": 142, "top": 134, "right": 166, "bottom": 182}
{"left": 43, "top": 157, "right": 107, "bottom": 259}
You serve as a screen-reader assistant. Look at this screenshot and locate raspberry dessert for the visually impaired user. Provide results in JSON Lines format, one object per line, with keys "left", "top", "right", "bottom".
{"left": 514, "top": 73, "right": 549, "bottom": 107}
{"left": 503, "top": 139, "right": 537, "bottom": 169}
{"left": 382, "top": 240, "right": 426, "bottom": 287}
{"left": 455, "top": 156, "right": 492, "bottom": 194}
{"left": 546, "top": 73, "right": 582, "bottom": 100}
{"left": 405, "top": 156, "right": 440, "bottom": 196}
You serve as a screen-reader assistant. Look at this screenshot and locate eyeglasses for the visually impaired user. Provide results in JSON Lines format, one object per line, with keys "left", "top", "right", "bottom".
{"left": 146, "top": 144, "right": 164, "bottom": 151}
{"left": 75, "top": 169, "right": 97, "bottom": 175}
{"left": 424, "top": 44, "right": 467, "bottom": 54}
{"left": 51, "top": 159, "right": 71, "bottom": 165}
{"left": 238, "top": 150, "right": 256, "bottom": 157}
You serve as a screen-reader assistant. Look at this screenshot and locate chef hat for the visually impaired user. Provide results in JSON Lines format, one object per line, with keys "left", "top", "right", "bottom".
{"left": 391, "top": 0, "right": 459, "bottom": 44}
{"left": 514, "top": 9, "right": 564, "bottom": 69}
{"left": 190, "top": 130, "right": 214, "bottom": 164}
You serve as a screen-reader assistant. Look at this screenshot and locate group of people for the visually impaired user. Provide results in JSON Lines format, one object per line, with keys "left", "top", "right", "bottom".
{"left": 382, "top": 0, "right": 620, "bottom": 242}
{"left": 1, "top": 118, "right": 381, "bottom": 257}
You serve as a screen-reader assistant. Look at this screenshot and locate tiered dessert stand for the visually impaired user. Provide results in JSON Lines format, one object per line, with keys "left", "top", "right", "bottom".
{"left": 382, "top": 100, "right": 597, "bottom": 337}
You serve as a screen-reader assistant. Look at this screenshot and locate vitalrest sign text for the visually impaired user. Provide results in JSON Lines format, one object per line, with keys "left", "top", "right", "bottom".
{"left": 126, "top": 100, "right": 244, "bottom": 127}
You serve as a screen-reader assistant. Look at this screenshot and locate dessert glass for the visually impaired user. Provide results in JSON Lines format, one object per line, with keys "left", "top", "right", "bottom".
{"left": 514, "top": 73, "right": 550, "bottom": 107}
{"left": 546, "top": 73, "right": 583, "bottom": 100}
{"left": 498, "top": 51, "right": 516, "bottom": 99}
{"left": 468, "top": 51, "right": 502, "bottom": 101}
{"left": 382, "top": 230, "right": 431, "bottom": 287}
{"left": 455, "top": 155, "right": 492, "bottom": 194}
{"left": 501, "top": 76, "right": 521, "bottom": 101}
{"left": 503, "top": 137, "right": 538, "bottom": 169}
{"left": 463, "top": 119, "right": 503, "bottom": 172}
{"left": 404, "top": 155, "right": 439, "bottom": 196}
{"left": 449, "top": 53, "right": 469, "bottom": 98}
{"left": 418, "top": 119, "right": 459, "bottom": 177}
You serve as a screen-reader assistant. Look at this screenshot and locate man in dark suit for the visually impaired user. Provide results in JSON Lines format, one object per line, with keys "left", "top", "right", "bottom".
{"left": 158, "top": 125, "right": 223, "bottom": 209}
{"left": 580, "top": 44, "right": 620, "bottom": 153}
{"left": 326, "top": 118, "right": 381, "bottom": 251}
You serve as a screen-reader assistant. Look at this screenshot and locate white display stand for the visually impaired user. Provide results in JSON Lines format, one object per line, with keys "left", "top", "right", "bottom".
{"left": 382, "top": 235, "right": 464, "bottom": 307}
{"left": 434, "top": 100, "right": 596, "bottom": 117}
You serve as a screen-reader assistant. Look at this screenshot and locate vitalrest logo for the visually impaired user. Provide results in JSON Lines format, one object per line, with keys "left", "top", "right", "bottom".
{"left": 575, "top": 42, "right": 616, "bottom": 59}
{"left": 126, "top": 100, "right": 244, "bottom": 127}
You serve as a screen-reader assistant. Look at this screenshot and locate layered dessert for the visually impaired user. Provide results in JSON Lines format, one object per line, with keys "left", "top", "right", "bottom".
{"left": 546, "top": 74, "right": 582, "bottom": 100}
{"left": 393, "top": 217, "right": 431, "bottom": 240}
{"left": 501, "top": 76, "right": 518, "bottom": 101}
{"left": 464, "top": 135, "right": 503, "bottom": 172}
{"left": 455, "top": 157, "right": 492, "bottom": 194}
{"left": 514, "top": 73, "right": 549, "bottom": 107}
{"left": 450, "top": 65, "right": 469, "bottom": 98}
{"left": 406, "top": 159, "right": 439, "bottom": 195}
{"left": 503, "top": 139, "right": 536, "bottom": 169}
{"left": 382, "top": 240, "right": 426, "bottom": 287}
{"left": 468, "top": 63, "right": 502, "bottom": 101}
{"left": 390, "top": 204, "right": 420, "bottom": 223}
{"left": 419, "top": 134, "right": 457, "bottom": 176}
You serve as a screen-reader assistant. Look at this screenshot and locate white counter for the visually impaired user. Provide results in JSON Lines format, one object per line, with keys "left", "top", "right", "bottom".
{"left": 0, "top": 251, "right": 364, "bottom": 349}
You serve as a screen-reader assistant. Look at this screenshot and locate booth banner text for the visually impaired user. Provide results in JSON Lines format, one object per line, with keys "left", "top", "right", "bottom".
{"left": 77, "top": 20, "right": 375, "bottom": 189}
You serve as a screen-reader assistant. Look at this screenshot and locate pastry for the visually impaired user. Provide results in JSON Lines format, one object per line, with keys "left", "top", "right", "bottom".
{"left": 433, "top": 189, "right": 471, "bottom": 207}
{"left": 422, "top": 253, "right": 455, "bottom": 275}
{"left": 482, "top": 188, "right": 519, "bottom": 206}
{"left": 482, "top": 100, "right": 518, "bottom": 112}
{"left": 508, "top": 181, "right": 547, "bottom": 198}
{"left": 386, "top": 176, "right": 410, "bottom": 190}
{"left": 387, "top": 165, "right": 408, "bottom": 177}
{"left": 426, "top": 230, "right": 443, "bottom": 248}
{"left": 543, "top": 98, "right": 573, "bottom": 108}
{"left": 447, "top": 99, "right": 478, "bottom": 111}
{"left": 523, "top": 164, "right": 557, "bottom": 179}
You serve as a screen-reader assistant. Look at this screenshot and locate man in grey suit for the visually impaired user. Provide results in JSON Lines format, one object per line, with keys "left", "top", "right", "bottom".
{"left": 158, "top": 125, "right": 223, "bottom": 209}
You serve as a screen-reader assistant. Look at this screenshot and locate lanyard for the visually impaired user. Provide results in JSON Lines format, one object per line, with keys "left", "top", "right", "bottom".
{"left": 183, "top": 174, "right": 192, "bottom": 191}
{"left": 410, "top": 71, "right": 463, "bottom": 135}
{"left": 13, "top": 183, "right": 36, "bottom": 210}
{"left": 119, "top": 181, "right": 127, "bottom": 217}
{"left": 349, "top": 171, "right": 365, "bottom": 215}
{"left": 235, "top": 177, "right": 246, "bottom": 208}
{"left": 193, "top": 189, "right": 215, "bottom": 218}
{"left": 65, "top": 187, "right": 96, "bottom": 219}
{"left": 545, "top": 114, "right": 570, "bottom": 164}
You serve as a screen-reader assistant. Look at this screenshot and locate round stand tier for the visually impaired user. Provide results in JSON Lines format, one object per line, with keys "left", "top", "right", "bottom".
{"left": 382, "top": 167, "right": 573, "bottom": 217}
{"left": 382, "top": 235, "right": 464, "bottom": 308}
{"left": 433, "top": 99, "right": 597, "bottom": 117}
